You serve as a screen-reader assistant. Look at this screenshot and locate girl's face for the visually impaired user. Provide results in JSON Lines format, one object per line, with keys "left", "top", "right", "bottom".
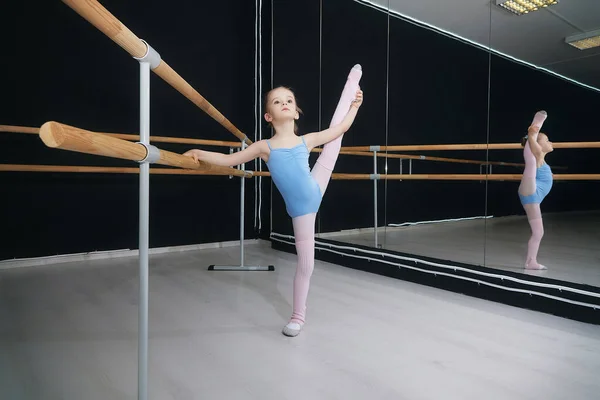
{"left": 264, "top": 87, "right": 299, "bottom": 123}
{"left": 538, "top": 133, "right": 554, "bottom": 153}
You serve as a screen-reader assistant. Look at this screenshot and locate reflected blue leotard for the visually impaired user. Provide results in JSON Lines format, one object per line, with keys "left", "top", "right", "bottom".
{"left": 518, "top": 163, "right": 553, "bottom": 205}
{"left": 266, "top": 137, "right": 322, "bottom": 218}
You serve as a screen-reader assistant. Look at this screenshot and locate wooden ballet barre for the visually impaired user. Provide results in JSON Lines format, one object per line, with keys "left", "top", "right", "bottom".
{"left": 333, "top": 149, "right": 526, "bottom": 168}
{"left": 3, "top": 165, "right": 597, "bottom": 181}
{"left": 330, "top": 174, "right": 600, "bottom": 181}
{"left": 0, "top": 125, "right": 242, "bottom": 148}
{"left": 253, "top": 171, "right": 271, "bottom": 177}
{"left": 0, "top": 125, "right": 39, "bottom": 134}
{"left": 341, "top": 142, "right": 600, "bottom": 152}
{"left": 37, "top": 122, "right": 250, "bottom": 178}
{"left": 333, "top": 150, "right": 568, "bottom": 170}
{"left": 61, "top": 0, "right": 251, "bottom": 145}
{"left": 0, "top": 164, "right": 250, "bottom": 176}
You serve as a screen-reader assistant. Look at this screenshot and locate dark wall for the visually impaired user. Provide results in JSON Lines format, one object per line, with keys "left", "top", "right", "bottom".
{"left": 1, "top": 1, "right": 257, "bottom": 260}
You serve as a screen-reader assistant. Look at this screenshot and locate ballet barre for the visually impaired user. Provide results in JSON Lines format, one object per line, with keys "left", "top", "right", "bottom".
{"left": 333, "top": 149, "right": 528, "bottom": 168}
{"left": 8, "top": 124, "right": 573, "bottom": 170}
{"left": 341, "top": 142, "right": 600, "bottom": 152}
{"left": 3, "top": 124, "right": 523, "bottom": 168}
{"left": 38, "top": 122, "right": 250, "bottom": 178}
{"left": 0, "top": 125, "right": 242, "bottom": 148}
{"left": 4, "top": 165, "right": 598, "bottom": 181}
{"left": 331, "top": 173, "right": 600, "bottom": 181}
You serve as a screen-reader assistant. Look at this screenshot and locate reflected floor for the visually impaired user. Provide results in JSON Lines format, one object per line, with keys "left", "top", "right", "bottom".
{"left": 323, "top": 211, "right": 600, "bottom": 287}
{"left": 1, "top": 241, "right": 599, "bottom": 399}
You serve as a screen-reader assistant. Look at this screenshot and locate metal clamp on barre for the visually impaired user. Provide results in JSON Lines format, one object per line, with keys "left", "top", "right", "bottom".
{"left": 136, "top": 142, "right": 161, "bottom": 164}
{"left": 370, "top": 145, "right": 381, "bottom": 152}
{"left": 133, "top": 40, "right": 162, "bottom": 69}
{"left": 238, "top": 141, "right": 251, "bottom": 177}
{"left": 229, "top": 147, "right": 235, "bottom": 179}
{"left": 370, "top": 174, "right": 381, "bottom": 180}
{"left": 236, "top": 141, "right": 248, "bottom": 171}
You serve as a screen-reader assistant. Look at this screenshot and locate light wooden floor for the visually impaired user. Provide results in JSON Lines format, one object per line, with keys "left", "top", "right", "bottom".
{"left": 1, "top": 242, "right": 599, "bottom": 399}
{"left": 324, "top": 211, "right": 600, "bottom": 287}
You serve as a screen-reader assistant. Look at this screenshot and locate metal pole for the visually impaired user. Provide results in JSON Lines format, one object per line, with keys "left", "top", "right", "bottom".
{"left": 208, "top": 141, "right": 274, "bottom": 272}
{"left": 240, "top": 142, "right": 246, "bottom": 267}
{"left": 374, "top": 151, "right": 378, "bottom": 248}
{"left": 399, "top": 159, "right": 403, "bottom": 181}
{"left": 229, "top": 147, "right": 234, "bottom": 179}
{"left": 133, "top": 40, "right": 161, "bottom": 400}
{"left": 138, "top": 59, "right": 150, "bottom": 400}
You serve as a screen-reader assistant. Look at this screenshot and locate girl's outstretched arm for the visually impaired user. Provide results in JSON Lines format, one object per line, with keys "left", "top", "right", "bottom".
{"left": 183, "top": 140, "right": 269, "bottom": 167}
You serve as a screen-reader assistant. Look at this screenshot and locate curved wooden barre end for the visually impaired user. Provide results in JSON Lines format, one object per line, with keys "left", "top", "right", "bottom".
{"left": 39, "top": 121, "right": 147, "bottom": 162}
{"left": 38, "top": 121, "right": 246, "bottom": 177}
{"left": 40, "top": 121, "right": 67, "bottom": 148}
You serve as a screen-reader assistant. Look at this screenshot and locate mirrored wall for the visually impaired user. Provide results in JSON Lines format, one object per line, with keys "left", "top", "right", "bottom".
{"left": 269, "top": 0, "right": 600, "bottom": 290}
{"left": 486, "top": 0, "right": 600, "bottom": 286}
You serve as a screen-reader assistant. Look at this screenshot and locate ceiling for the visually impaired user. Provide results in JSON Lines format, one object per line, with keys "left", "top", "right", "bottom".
{"left": 359, "top": 0, "right": 600, "bottom": 91}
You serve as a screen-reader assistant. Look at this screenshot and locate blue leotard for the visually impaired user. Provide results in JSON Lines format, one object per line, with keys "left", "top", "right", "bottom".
{"left": 266, "top": 137, "right": 322, "bottom": 218}
{"left": 518, "top": 163, "right": 553, "bottom": 205}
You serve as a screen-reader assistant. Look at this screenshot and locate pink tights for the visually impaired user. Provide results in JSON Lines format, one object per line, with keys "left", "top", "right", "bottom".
{"left": 519, "top": 112, "right": 547, "bottom": 270}
{"left": 523, "top": 204, "right": 545, "bottom": 270}
{"left": 288, "top": 65, "right": 362, "bottom": 325}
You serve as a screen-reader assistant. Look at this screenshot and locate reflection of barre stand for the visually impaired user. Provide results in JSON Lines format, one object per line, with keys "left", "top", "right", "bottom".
{"left": 371, "top": 147, "right": 382, "bottom": 248}
{"left": 209, "top": 142, "right": 275, "bottom": 272}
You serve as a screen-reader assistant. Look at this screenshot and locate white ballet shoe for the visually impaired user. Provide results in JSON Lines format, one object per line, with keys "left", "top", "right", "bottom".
{"left": 282, "top": 322, "right": 303, "bottom": 337}
{"left": 525, "top": 262, "right": 547, "bottom": 270}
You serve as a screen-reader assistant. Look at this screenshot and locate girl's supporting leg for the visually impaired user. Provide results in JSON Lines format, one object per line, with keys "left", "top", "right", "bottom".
{"left": 282, "top": 212, "right": 317, "bottom": 337}
{"left": 523, "top": 203, "right": 546, "bottom": 270}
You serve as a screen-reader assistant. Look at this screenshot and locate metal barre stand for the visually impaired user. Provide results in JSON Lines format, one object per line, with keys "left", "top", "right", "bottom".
{"left": 208, "top": 141, "right": 274, "bottom": 272}
{"left": 132, "top": 39, "right": 162, "bottom": 400}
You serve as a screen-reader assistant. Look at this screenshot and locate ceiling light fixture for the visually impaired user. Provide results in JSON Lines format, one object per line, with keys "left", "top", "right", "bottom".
{"left": 495, "top": 0, "right": 559, "bottom": 16}
{"left": 565, "top": 29, "right": 600, "bottom": 50}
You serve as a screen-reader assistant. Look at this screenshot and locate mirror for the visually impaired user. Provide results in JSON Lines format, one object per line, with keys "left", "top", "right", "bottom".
{"left": 381, "top": 3, "right": 490, "bottom": 268}
{"left": 486, "top": 0, "right": 600, "bottom": 287}
{"left": 315, "top": 1, "right": 491, "bottom": 272}
{"left": 267, "top": 0, "right": 600, "bottom": 316}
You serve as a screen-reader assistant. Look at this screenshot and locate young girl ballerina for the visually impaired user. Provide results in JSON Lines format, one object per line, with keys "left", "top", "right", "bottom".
{"left": 518, "top": 110, "right": 554, "bottom": 270}
{"left": 184, "top": 64, "right": 363, "bottom": 336}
